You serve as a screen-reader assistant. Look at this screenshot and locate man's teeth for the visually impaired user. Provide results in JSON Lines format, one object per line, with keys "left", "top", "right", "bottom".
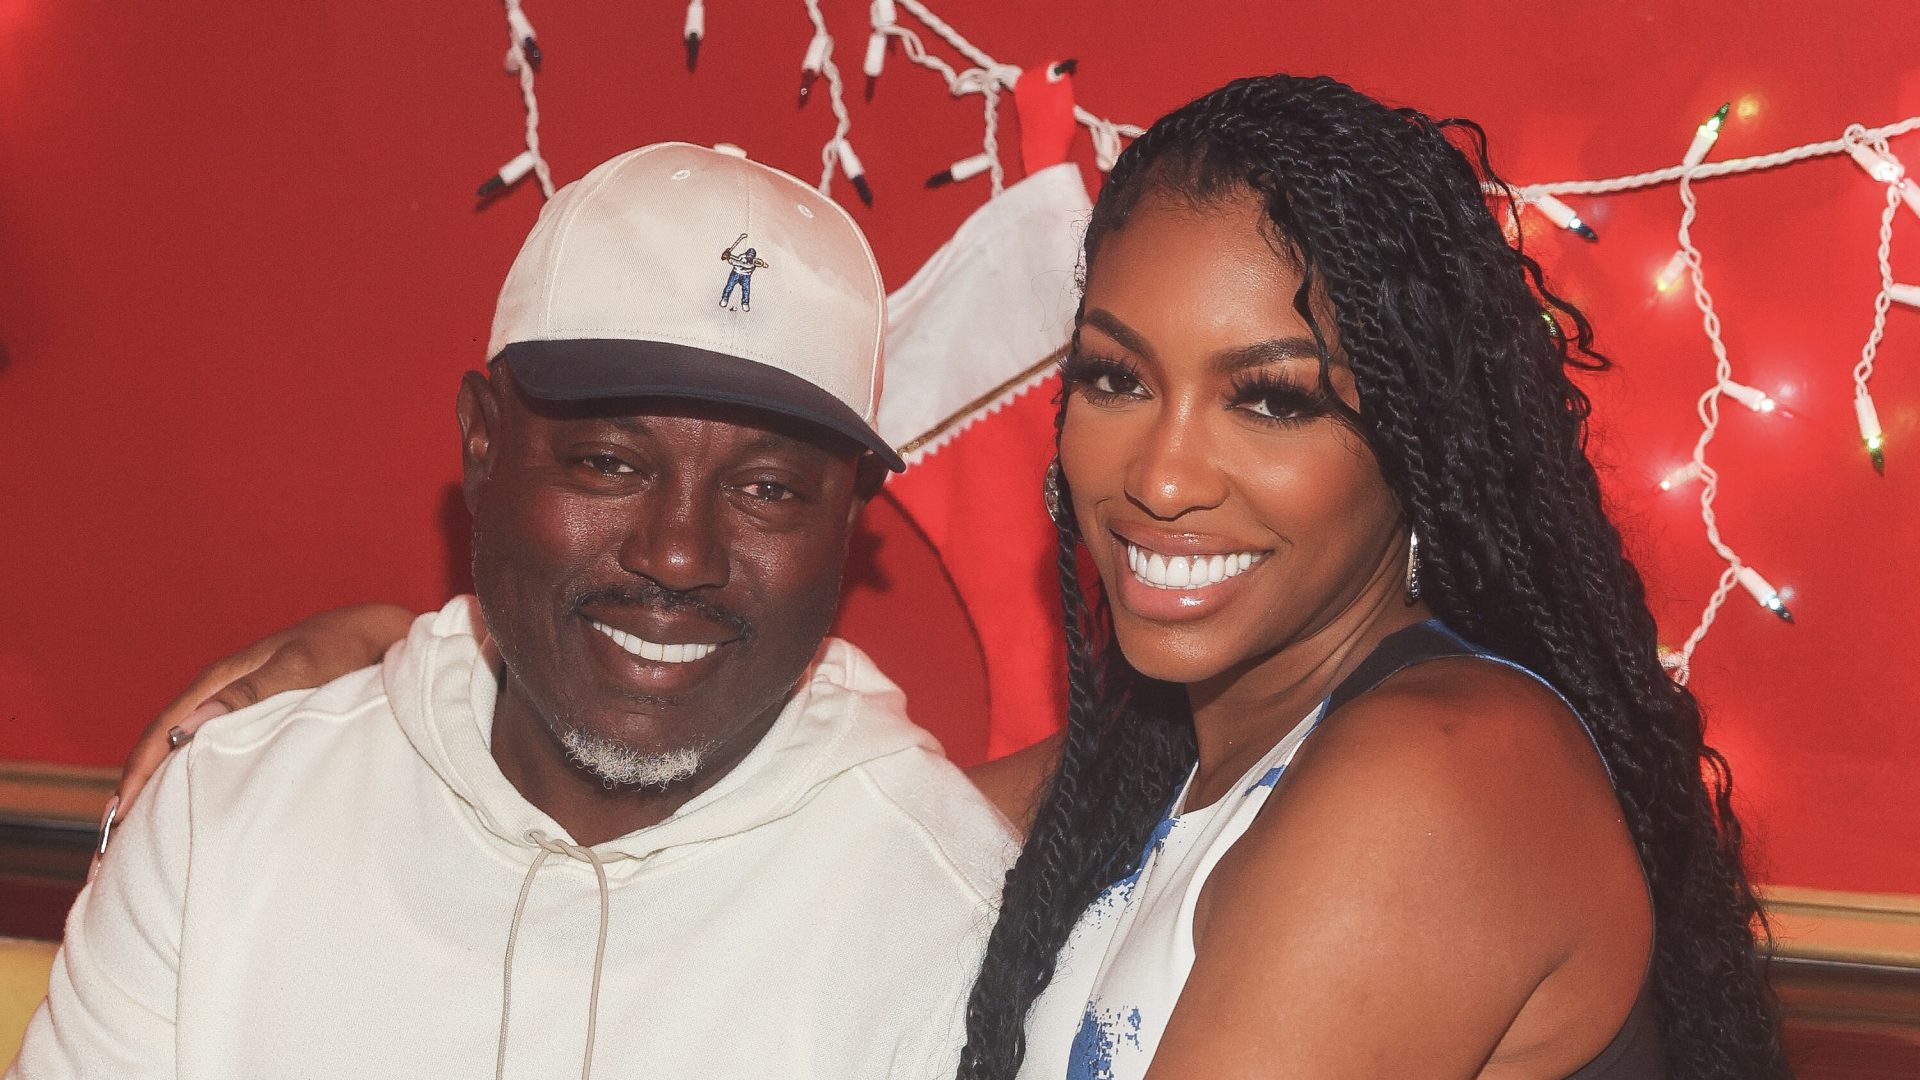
{"left": 589, "top": 621, "right": 719, "bottom": 663}
{"left": 1125, "top": 544, "right": 1260, "bottom": 590}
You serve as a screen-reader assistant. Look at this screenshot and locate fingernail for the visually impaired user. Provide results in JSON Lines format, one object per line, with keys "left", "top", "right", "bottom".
{"left": 95, "top": 795, "right": 120, "bottom": 859}
{"left": 167, "top": 726, "right": 194, "bottom": 749}
{"left": 181, "top": 701, "right": 229, "bottom": 730}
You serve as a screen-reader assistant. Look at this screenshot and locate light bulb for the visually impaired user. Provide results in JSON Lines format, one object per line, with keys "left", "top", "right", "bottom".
{"left": 1683, "top": 102, "right": 1731, "bottom": 169}
{"left": 477, "top": 150, "right": 538, "bottom": 198}
{"left": 1735, "top": 566, "right": 1794, "bottom": 624}
{"left": 1530, "top": 194, "right": 1599, "bottom": 242}
{"left": 797, "top": 31, "right": 829, "bottom": 107}
{"left": 1655, "top": 251, "right": 1690, "bottom": 293}
{"left": 925, "top": 152, "right": 994, "bottom": 188}
{"left": 837, "top": 140, "right": 873, "bottom": 207}
{"left": 1658, "top": 462, "right": 1703, "bottom": 492}
{"left": 1719, "top": 380, "right": 1780, "bottom": 415}
{"left": 1856, "top": 394, "right": 1886, "bottom": 476}
{"left": 683, "top": 0, "right": 704, "bottom": 71}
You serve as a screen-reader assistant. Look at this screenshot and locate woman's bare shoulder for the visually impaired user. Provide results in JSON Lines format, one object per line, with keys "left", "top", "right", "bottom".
{"left": 964, "top": 731, "right": 1064, "bottom": 836}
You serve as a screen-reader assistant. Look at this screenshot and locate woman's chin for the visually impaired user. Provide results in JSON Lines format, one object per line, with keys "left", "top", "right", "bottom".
{"left": 1110, "top": 625, "right": 1242, "bottom": 688}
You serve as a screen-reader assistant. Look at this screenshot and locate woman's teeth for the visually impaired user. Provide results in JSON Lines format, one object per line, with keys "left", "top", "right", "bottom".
{"left": 590, "top": 620, "right": 719, "bottom": 663}
{"left": 1125, "top": 545, "right": 1260, "bottom": 590}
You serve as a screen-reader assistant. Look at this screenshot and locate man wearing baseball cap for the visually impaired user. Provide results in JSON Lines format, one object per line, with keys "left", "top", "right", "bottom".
{"left": 11, "top": 144, "right": 1011, "bottom": 1079}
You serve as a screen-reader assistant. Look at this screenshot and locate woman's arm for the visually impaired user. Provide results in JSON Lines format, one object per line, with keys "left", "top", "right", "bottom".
{"left": 114, "top": 603, "right": 417, "bottom": 812}
{"left": 1145, "top": 662, "right": 1649, "bottom": 1079}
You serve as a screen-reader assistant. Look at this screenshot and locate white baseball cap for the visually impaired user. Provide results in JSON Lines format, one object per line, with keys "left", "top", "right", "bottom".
{"left": 487, "top": 142, "right": 903, "bottom": 471}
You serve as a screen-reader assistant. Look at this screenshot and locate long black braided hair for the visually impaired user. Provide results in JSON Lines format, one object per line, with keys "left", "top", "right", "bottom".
{"left": 956, "top": 73, "right": 1787, "bottom": 1080}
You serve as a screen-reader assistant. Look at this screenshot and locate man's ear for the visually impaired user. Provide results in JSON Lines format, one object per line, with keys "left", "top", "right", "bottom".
{"left": 455, "top": 369, "right": 503, "bottom": 515}
{"left": 846, "top": 453, "right": 890, "bottom": 525}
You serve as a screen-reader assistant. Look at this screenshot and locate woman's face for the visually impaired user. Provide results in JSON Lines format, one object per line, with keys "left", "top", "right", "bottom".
{"left": 1061, "top": 189, "right": 1409, "bottom": 686}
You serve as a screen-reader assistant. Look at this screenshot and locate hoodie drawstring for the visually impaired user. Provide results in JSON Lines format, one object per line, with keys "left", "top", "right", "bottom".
{"left": 496, "top": 831, "right": 612, "bottom": 1080}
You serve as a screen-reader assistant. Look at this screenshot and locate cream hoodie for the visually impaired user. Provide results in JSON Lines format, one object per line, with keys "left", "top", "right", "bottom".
{"left": 11, "top": 597, "right": 1016, "bottom": 1079}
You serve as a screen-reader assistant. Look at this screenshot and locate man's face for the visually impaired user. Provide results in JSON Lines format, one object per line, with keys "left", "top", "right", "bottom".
{"left": 458, "top": 367, "right": 870, "bottom": 789}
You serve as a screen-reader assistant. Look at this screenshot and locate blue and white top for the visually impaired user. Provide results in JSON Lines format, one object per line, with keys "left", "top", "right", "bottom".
{"left": 1015, "top": 620, "right": 1661, "bottom": 1080}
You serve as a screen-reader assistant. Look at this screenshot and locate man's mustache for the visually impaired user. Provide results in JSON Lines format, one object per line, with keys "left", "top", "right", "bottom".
{"left": 570, "top": 583, "right": 753, "bottom": 640}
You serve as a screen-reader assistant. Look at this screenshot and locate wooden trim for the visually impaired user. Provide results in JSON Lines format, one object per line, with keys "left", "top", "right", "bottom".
{"left": 1763, "top": 885, "right": 1920, "bottom": 969}
{"left": 0, "top": 763, "right": 116, "bottom": 832}
{"left": 4, "top": 761, "right": 1920, "bottom": 969}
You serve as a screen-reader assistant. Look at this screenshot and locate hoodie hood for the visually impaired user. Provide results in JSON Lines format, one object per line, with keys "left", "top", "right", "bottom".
{"left": 385, "top": 596, "right": 939, "bottom": 865}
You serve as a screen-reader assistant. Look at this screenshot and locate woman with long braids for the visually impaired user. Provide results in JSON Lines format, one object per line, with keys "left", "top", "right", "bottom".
{"left": 103, "top": 75, "right": 1784, "bottom": 1080}
{"left": 962, "top": 73, "right": 1785, "bottom": 1079}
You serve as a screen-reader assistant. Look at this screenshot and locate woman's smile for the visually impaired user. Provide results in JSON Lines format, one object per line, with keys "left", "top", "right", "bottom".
{"left": 1105, "top": 523, "right": 1272, "bottom": 622}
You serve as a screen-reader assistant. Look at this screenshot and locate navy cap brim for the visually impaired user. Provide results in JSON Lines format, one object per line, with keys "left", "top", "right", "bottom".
{"left": 497, "top": 339, "right": 906, "bottom": 472}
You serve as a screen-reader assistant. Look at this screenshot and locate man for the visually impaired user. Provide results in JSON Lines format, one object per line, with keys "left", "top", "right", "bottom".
{"left": 10, "top": 143, "right": 1014, "bottom": 1078}
{"left": 718, "top": 232, "right": 769, "bottom": 311}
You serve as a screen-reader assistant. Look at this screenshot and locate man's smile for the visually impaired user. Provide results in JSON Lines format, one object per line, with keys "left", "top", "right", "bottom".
{"left": 587, "top": 619, "right": 723, "bottom": 664}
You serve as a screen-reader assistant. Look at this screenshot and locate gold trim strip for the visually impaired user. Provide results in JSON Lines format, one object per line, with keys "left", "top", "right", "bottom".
{"left": 895, "top": 345, "right": 1070, "bottom": 459}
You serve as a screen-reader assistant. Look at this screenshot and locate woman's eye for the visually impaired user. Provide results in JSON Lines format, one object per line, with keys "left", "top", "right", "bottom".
{"left": 1232, "top": 387, "right": 1324, "bottom": 425}
{"left": 1242, "top": 395, "right": 1302, "bottom": 421}
{"left": 1090, "top": 368, "right": 1142, "bottom": 396}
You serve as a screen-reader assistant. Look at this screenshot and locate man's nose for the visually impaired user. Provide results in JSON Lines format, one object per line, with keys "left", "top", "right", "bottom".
{"left": 1125, "top": 401, "right": 1228, "bottom": 521}
{"left": 616, "top": 482, "right": 729, "bottom": 592}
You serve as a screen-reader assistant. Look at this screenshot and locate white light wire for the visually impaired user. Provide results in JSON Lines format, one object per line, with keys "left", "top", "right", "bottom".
{"left": 890, "top": 0, "right": 1143, "bottom": 172}
{"left": 873, "top": 19, "right": 1016, "bottom": 195}
{"left": 1496, "top": 116, "right": 1920, "bottom": 202}
{"left": 1536, "top": 115, "right": 1920, "bottom": 683}
{"left": 1664, "top": 156, "right": 1748, "bottom": 685}
{"left": 798, "top": 0, "right": 855, "bottom": 195}
{"left": 501, "top": 0, "right": 555, "bottom": 198}
{"left": 1851, "top": 126, "right": 1903, "bottom": 421}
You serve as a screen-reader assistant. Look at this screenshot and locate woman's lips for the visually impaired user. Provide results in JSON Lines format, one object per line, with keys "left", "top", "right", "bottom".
{"left": 1105, "top": 529, "right": 1270, "bottom": 622}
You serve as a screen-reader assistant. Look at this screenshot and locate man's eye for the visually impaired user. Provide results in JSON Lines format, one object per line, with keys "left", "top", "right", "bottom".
{"left": 742, "top": 480, "right": 795, "bottom": 502}
{"left": 582, "top": 454, "right": 636, "bottom": 475}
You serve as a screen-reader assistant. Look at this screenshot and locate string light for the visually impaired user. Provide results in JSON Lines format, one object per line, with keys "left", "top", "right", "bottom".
{"left": 1847, "top": 140, "right": 1903, "bottom": 184}
{"left": 1488, "top": 106, "right": 1920, "bottom": 679}
{"left": 493, "top": 0, "right": 552, "bottom": 199}
{"left": 1655, "top": 250, "right": 1690, "bottom": 293}
{"left": 1718, "top": 379, "right": 1780, "bottom": 415}
{"left": 477, "top": 150, "right": 539, "bottom": 198}
{"left": 1529, "top": 193, "right": 1599, "bottom": 242}
{"left": 925, "top": 151, "right": 994, "bottom": 188}
{"left": 862, "top": 31, "right": 887, "bottom": 100}
{"left": 684, "top": 0, "right": 704, "bottom": 72}
{"left": 505, "top": 5, "right": 541, "bottom": 73}
{"left": 863, "top": 0, "right": 896, "bottom": 100}
{"left": 1659, "top": 461, "right": 1704, "bottom": 492}
{"left": 1682, "top": 102, "right": 1731, "bottom": 168}
{"left": 1736, "top": 566, "right": 1795, "bottom": 623}
{"left": 1856, "top": 394, "right": 1886, "bottom": 475}
{"left": 836, "top": 139, "right": 873, "bottom": 206}
{"left": 464, "top": 5, "right": 1916, "bottom": 687}
{"left": 797, "top": 30, "right": 829, "bottom": 106}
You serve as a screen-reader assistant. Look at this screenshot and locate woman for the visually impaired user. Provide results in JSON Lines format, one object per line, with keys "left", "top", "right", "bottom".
{"left": 118, "top": 75, "right": 1784, "bottom": 1078}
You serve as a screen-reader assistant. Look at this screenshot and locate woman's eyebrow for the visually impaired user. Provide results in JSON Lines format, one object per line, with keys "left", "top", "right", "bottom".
{"left": 1210, "top": 336, "right": 1324, "bottom": 374}
{"left": 1080, "top": 308, "right": 1157, "bottom": 362}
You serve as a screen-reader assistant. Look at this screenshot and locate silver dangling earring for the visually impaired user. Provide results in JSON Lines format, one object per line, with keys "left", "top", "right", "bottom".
{"left": 1043, "top": 459, "right": 1069, "bottom": 529}
{"left": 1404, "top": 529, "right": 1422, "bottom": 604}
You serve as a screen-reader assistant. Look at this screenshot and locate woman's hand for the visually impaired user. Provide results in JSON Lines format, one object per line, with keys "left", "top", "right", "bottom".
{"left": 114, "top": 603, "right": 419, "bottom": 813}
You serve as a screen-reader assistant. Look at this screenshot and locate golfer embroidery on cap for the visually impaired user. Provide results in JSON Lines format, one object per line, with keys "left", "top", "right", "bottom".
{"left": 719, "top": 233, "right": 770, "bottom": 312}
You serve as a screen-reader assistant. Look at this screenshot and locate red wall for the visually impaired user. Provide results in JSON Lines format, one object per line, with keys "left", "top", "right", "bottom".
{"left": 2, "top": 0, "right": 1916, "bottom": 893}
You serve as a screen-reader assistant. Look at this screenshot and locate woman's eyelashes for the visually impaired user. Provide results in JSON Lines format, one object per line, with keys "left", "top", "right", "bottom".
{"left": 1059, "top": 353, "right": 1147, "bottom": 403}
{"left": 1064, "top": 350, "right": 1331, "bottom": 428}
{"left": 1227, "top": 371, "right": 1332, "bottom": 426}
